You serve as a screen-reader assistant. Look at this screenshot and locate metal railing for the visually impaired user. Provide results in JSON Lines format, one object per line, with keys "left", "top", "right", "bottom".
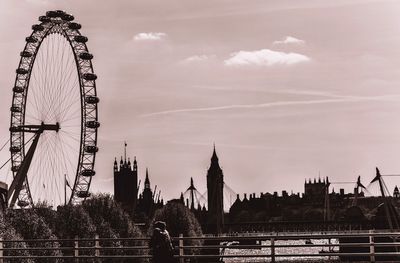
{"left": 0, "top": 230, "right": 398, "bottom": 262}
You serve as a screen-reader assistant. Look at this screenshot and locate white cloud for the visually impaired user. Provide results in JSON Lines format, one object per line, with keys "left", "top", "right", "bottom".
{"left": 181, "top": 54, "right": 215, "bottom": 63}
{"left": 224, "top": 49, "right": 310, "bottom": 66}
{"left": 133, "top": 32, "right": 166, "bottom": 41}
{"left": 273, "top": 36, "right": 305, "bottom": 45}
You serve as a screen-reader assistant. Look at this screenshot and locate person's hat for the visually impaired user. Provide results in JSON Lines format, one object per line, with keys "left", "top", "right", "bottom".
{"left": 154, "top": 221, "right": 166, "bottom": 230}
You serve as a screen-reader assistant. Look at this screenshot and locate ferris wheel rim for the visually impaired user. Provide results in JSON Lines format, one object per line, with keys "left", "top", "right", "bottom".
{"left": 9, "top": 10, "right": 99, "bottom": 207}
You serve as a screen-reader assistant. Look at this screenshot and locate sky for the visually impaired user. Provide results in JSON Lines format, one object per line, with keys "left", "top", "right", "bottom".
{"left": 1, "top": 0, "right": 400, "bottom": 206}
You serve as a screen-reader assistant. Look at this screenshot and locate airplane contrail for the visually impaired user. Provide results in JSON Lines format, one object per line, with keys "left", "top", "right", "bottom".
{"left": 141, "top": 94, "right": 400, "bottom": 117}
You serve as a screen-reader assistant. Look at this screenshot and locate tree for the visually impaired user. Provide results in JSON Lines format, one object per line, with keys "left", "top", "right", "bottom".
{"left": 83, "top": 194, "right": 143, "bottom": 238}
{"left": 6, "top": 209, "right": 62, "bottom": 261}
{"left": 55, "top": 205, "right": 97, "bottom": 261}
{"left": 55, "top": 205, "right": 96, "bottom": 239}
{"left": 82, "top": 194, "right": 145, "bottom": 262}
{"left": 0, "top": 213, "right": 32, "bottom": 263}
{"left": 34, "top": 201, "right": 57, "bottom": 233}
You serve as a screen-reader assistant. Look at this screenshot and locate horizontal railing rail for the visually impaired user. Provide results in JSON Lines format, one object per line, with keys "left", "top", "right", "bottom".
{"left": 0, "top": 230, "right": 398, "bottom": 262}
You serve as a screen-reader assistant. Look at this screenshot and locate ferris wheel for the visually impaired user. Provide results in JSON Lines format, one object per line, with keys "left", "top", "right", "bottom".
{"left": 8, "top": 10, "right": 99, "bottom": 208}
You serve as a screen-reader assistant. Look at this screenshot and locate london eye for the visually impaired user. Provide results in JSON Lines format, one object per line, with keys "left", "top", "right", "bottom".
{"left": 9, "top": 10, "right": 99, "bottom": 208}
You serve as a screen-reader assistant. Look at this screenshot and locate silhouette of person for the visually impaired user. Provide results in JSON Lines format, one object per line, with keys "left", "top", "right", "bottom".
{"left": 150, "top": 221, "right": 175, "bottom": 263}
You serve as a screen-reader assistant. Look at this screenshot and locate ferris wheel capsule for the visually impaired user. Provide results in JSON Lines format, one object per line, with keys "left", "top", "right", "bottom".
{"left": 62, "top": 14, "right": 74, "bottom": 21}
{"left": 79, "top": 52, "right": 93, "bottom": 60}
{"left": 11, "top": 165, "right": 20, "bottom": 172}
{"left": 9, "top": 146, "right": 20, "bottom": 153}
{"left": 84, "top": 145, "right": 99, "bottom": 153}
{"left": 17, "top": 200, "right": 29, "bottom": 207}
{"left": 12, "top": 86, "right": 24, "bottom": 93}
{"left": 74, "top": 35, "right": 88, "bottom": 43}
{"left": 76, "top": 191, "right": 91, "bottom": 198}
{"left": 10, "top": 106, "right": 21, "bottom": 113}
{"left": 46, "top": 11, "right": 58, "bottom": 17}
{"left": 32, "top": 24, "right": 44, "bottom": 31}
{"left": 85, "top": 96, "right": 99, "bottom": 104}
{"left": 26, "top": 36, "right": 38, "bottom": 43}
{"left": 83, "top": 73, "right": 97, "bottom": 81}
{"left": 85, "top": 121, "right": 100, "bottom": 129}
{"left": 68, "top": 22, "right": 81, "bottom": 30}
{"left": 16, "top": 68, "right": 28, "bottom": 74}
{"left": 80, "top": 169, "right": 96, "bottom": 177}
{"left": 20, "top": 51, "right": 33, "bottom": 58}
{"left": 39, "top": 16, "right": 51, "bottom": 23}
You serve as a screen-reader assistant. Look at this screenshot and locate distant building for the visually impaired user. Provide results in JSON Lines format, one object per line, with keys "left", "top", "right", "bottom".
{"left": 304, "top": 177, "right": 329, "bottom": 205}
{"left": 136, "top": 168, "right": 164, "bottom": 220}
{"left": 206, "top": 145, "right": 224, "bottom": 233}
{"left": 136, "top": 168, "right": 155, "bottom": 216}
{"left": 394, "top": 186, "right": 399, "bottom": 198}
{"left": 113, "top": 153, "right": 138, "bottom": 212}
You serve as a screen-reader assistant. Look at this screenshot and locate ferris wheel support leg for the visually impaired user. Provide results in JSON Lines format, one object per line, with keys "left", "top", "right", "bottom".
{"left": 8, "top": 132, "right": 41, "bottom": 207}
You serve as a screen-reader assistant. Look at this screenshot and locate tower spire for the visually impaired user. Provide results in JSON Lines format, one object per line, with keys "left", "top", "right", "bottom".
{"left": 145, "top": 168, "right": 150, "bottom": 189}
{"left": 114, "top": 157, "right": 118, "bottom": 171}
{"left": 211, "top": 143, "right": 218, "bottom": 162}
{"left": 124, "top": 141, "right": 127, "bottom": 163}
{"left": 133, "top": 156, "right": 137, "bottom": 171}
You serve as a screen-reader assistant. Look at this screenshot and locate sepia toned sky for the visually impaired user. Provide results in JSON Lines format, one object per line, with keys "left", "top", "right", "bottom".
{"left": 1, "top": 0, "right": 400, "bottom": 205}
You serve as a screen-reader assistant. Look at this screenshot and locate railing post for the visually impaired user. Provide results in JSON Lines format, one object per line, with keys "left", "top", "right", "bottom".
{"left": 74, "top": 236, "right": 79, "bottom": 263}
{"left": 0, "top": 237, "right": 3, "bottom": 263}
{"left": 369, "top": 229, "right": 375, "bottom": 263}
{"left": 328, "top": 238, "right": 331, "bottom": 260}
{"left": 179, "top": 234, "right": 184, "bottom": 263}
{"left": 95, "top": 234, "right": 100, "bottom": 258}
{"left": 271, "top": 238, "right": 275, "bottom": 263}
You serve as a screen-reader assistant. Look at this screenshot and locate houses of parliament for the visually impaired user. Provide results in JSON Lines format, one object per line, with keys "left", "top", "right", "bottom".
{"left": 113, "top": 144, "right": 400, "bottom": 233}
{"left": 113, "top": 145, "right": 224, "bottom": 230}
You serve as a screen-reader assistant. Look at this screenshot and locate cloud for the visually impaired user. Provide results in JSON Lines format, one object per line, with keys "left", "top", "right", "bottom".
{"left": 133, "top": 32, "right": 167, "bottom": 41}
{"left": 224, "top": 49, "right": 310, "bottom": 66}
{"left": 181, "top": 54, "right": 215, "bottom": 63}
{"left": 141, "top": 95, "right": 400, "bottom": 117}
{"left": 273, "top": 36, "right": 305, "bottom": 45}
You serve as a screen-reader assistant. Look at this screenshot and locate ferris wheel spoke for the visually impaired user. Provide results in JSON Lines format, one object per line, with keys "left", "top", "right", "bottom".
{"left": 56, "top": 77, "right": 80, "bottom": 117}
{"left": 29, "top": 133, "right": 51, "bottom": 201}
{"left": 57, "top": 134, "right": 77, "bottom": 176}
{"left": 50, "top": 137, "right": 63, "bottom": 205}
{"left": 58, "top": 92, "right": 80, "bottom": 119}
{"left": 49, "top": 35, "right": 65, "bottom": 121}
{"left": 62, "top": 121, "right": 81, "bottom": 127}
{"left": 59, "top": 129, "right": 81, "bottom": 136}
{"left": 59, "top": 98, "right": 81, "bottom": 122}
{"left": 53, "top": 82, "right": 79, "bottom": 122}
{"left": 40, "top": 133, "right": 61, "bottom": 204}
{"left": 30, "top": 71, "right": 44, "bottom": 117}
{"left": 60, "top": 132, "right": 81, "bottom": 144}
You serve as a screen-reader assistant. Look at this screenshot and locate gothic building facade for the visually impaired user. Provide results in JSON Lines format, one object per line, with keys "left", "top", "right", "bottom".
{"left": 113, "top": 146, "right": 163, "bottom": 218}
{"left": 206, "top": 146, "right": 224, "bottom": 233}
{"left": 113, "top": 155, "right": 138, "bottom": 212}
{"left": 136, "top": 168, "right": 163, "bottom": 219}
{"left": 303, "top": 177, "right": 329, "bottom": 205}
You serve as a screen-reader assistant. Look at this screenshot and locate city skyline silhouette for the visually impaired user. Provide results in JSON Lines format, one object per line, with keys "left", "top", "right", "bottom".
{"left": 1, "top": 1, "right": 400, "bottom": 202}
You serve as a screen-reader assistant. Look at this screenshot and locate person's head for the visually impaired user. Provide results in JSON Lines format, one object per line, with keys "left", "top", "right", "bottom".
{"left": 154, "top": 221, "right": 166, "bottom": 231}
